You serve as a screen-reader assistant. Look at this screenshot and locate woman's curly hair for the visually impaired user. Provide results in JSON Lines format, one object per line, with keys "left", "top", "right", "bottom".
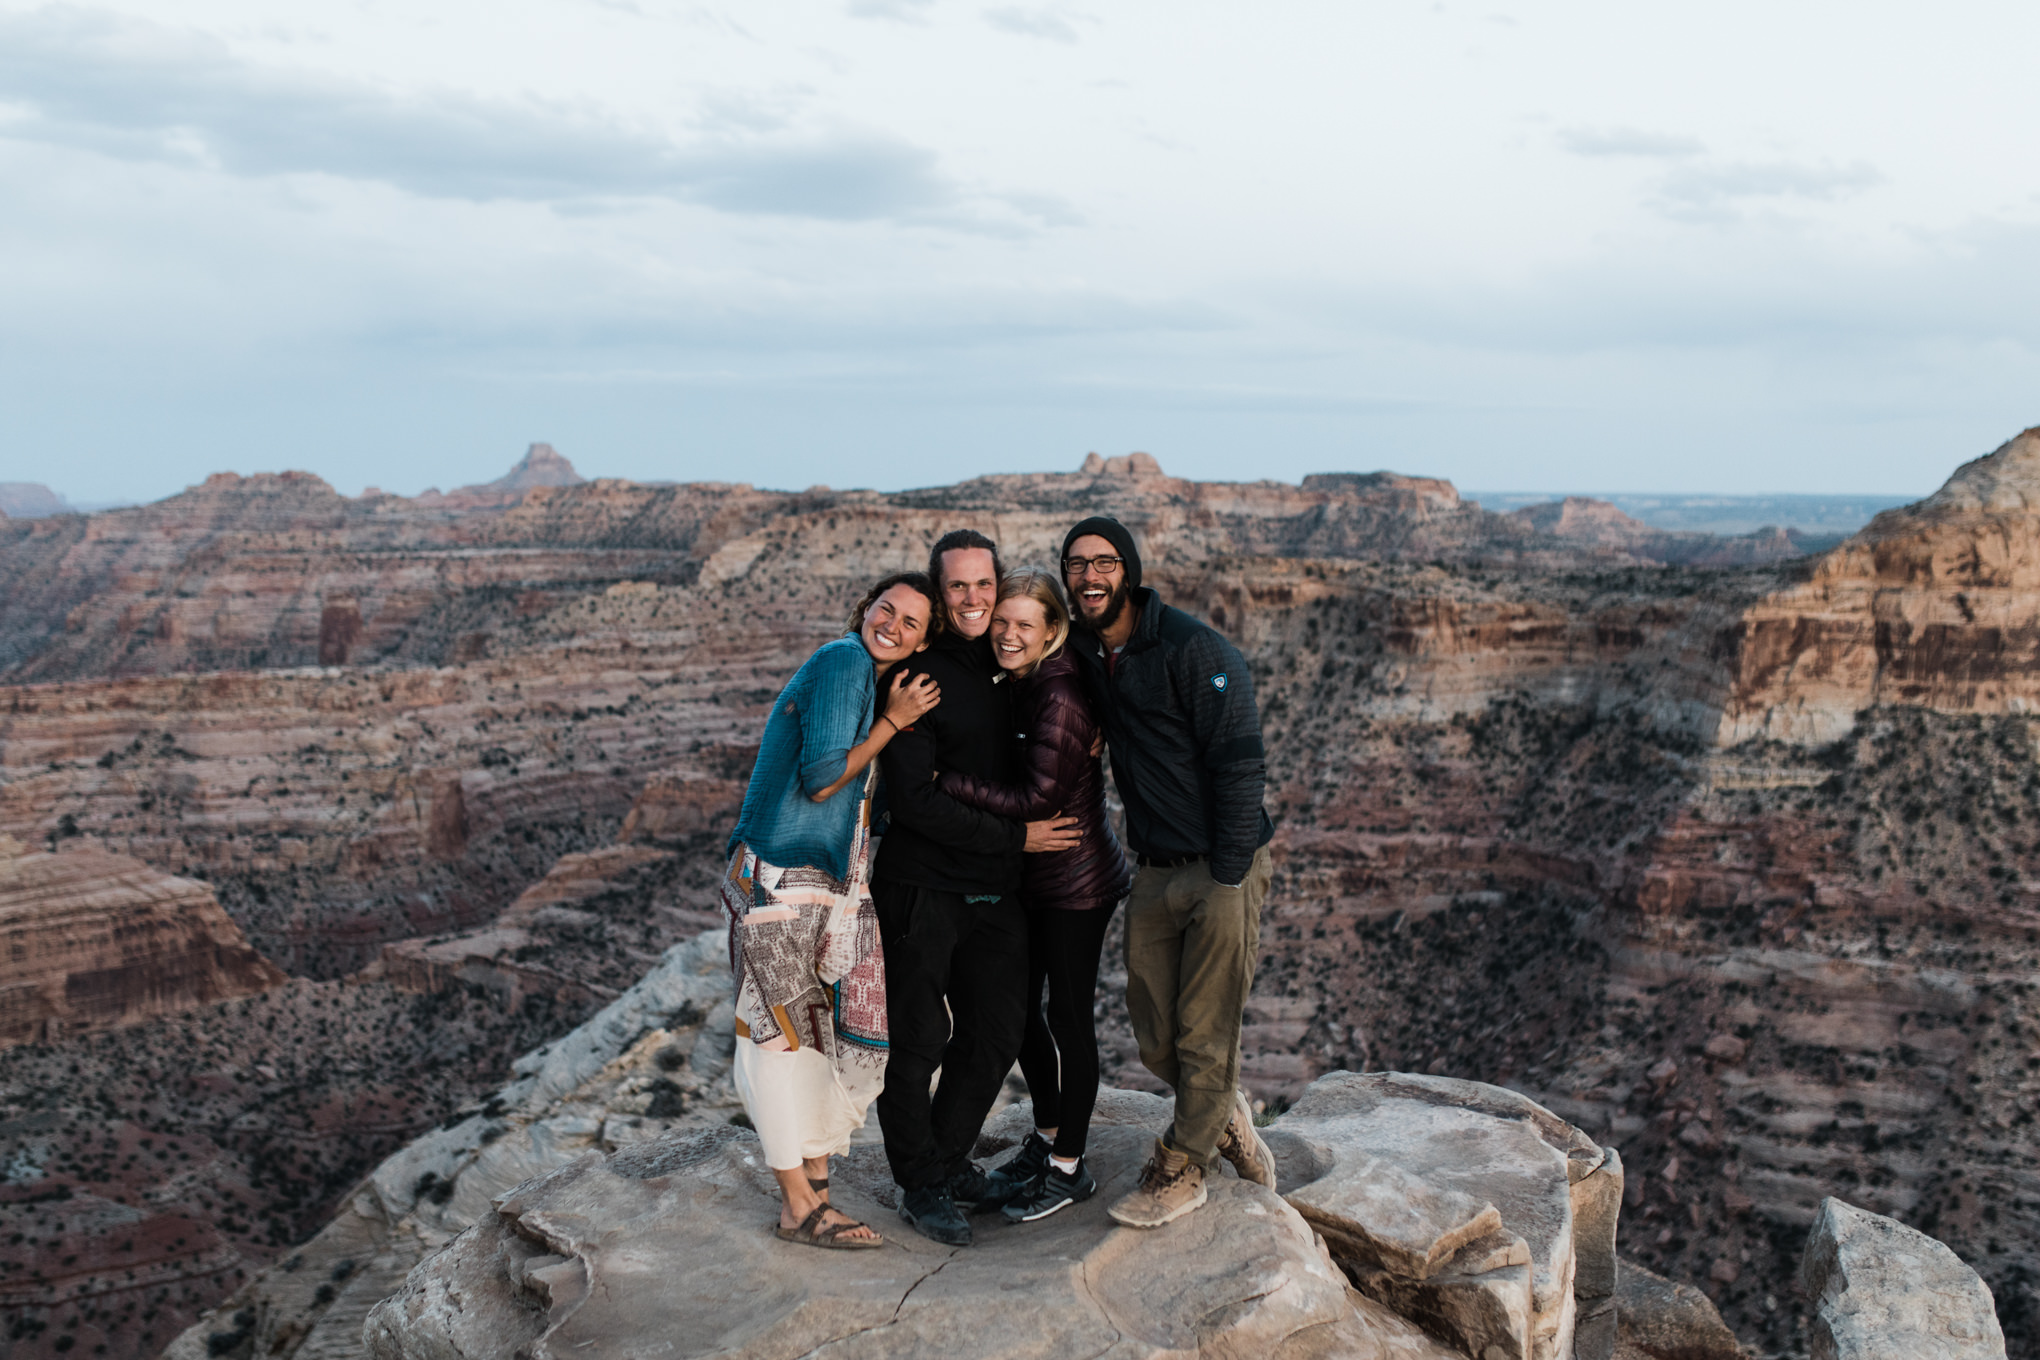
{"left": 845, "top": 571, "right": 942, "bottom": 639}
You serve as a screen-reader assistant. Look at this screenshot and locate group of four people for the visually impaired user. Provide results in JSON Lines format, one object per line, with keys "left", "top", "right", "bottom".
{"left": 720, "top": 515, "right": 1276, "bottom": 1249}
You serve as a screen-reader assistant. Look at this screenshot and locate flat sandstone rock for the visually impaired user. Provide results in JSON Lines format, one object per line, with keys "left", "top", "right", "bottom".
{"left": 363, "top": 1117, "right": 1457, "bottom": 1360}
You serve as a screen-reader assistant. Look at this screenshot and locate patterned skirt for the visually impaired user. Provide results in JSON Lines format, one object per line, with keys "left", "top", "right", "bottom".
{"left": 720, "top": 792, "right": 887, "bottom": 1162}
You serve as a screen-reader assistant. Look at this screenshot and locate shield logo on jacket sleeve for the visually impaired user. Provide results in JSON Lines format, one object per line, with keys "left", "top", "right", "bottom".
{"left": 1211, "top": 673, "right": 1228, "bottom": 691}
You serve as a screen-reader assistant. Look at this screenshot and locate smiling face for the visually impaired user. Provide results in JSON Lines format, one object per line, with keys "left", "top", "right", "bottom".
{"left": 1063, "top": 533, "right": 1131, "bottom": 635}
{"left": 937, "top": 546, "right": 999, "bottom": 640}
{"left": 989, "top": 595, "right": 1056, "bottom": 673}
{"left": 859, "top": 583, "right": 933, "bottom": 667}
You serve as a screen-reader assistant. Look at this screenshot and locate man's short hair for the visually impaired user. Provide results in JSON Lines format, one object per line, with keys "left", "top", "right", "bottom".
{"left": 928, "top": 528, "right": 1003, "bottom": 589}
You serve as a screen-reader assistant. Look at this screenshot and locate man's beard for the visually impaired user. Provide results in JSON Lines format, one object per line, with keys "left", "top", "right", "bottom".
{"left": 1072, "top": 578, "right": 1131, "bottom": 634}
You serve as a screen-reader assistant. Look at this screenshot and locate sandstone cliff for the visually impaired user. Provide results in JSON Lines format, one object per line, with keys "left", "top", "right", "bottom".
{"left": 1719, "top": 428, "right": 2040, "bottom": 745}
{"left": 0, "top": 836, "right": 282, "bottom": 1044}
{"left": 0, "top": 449, "right": 1809, "bottom": 688}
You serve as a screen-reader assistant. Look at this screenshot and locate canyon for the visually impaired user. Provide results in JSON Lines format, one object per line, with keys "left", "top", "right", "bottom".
{"left": 0, "top": 433, "right": 2035, "bottom": 1358}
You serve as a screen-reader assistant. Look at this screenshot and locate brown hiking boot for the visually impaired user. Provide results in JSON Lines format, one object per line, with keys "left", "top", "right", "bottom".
{"left": 1216, "top": 1088, "right": 1277, "bottom": 1189}
{"left": 1108, "top": 1139, "right": 1207, "bottom": 1228}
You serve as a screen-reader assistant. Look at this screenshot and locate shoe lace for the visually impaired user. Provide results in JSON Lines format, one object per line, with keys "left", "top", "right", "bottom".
{"left": 1137, "top": 1155, "right": 1184, "bottom": 1193}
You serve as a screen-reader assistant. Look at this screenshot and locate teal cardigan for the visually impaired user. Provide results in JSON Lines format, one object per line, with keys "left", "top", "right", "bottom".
{"left": 726, "top": 634, "right": 878, "bottom": 880}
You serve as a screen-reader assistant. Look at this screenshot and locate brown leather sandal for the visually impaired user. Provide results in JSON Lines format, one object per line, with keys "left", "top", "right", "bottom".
{"left": 774, "top": 1201, "right": 883, "bottom": 1250}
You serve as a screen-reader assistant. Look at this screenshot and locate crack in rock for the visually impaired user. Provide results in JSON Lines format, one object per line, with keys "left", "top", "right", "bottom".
{"left": 892, "top": 1250, "right": 958, "bottom": 1322}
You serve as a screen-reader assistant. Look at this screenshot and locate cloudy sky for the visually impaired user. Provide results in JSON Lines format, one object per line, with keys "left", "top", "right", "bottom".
{"left": 2, "top": 0, "right": 2037, "bottom": 504}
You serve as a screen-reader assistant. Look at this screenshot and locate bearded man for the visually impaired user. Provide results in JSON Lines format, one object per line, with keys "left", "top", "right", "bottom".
{"left": 1058, "top": 514, "right": 1277, "bottom": 1226}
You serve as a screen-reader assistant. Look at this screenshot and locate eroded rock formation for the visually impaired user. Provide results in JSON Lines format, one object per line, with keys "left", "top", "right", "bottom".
{"left": 1720, "top": 428, "right": 2040, "bottom": 745}
{"left": 0, "top": 835, "right": 282, "bottom": 1044}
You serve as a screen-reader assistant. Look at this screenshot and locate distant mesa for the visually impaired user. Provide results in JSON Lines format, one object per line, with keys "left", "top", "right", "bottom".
{"left": 1303, "top": 470, "right": 1462, "bottom": 509}
{"left": 1470, "top": 488, "right": 1917, "bottom": 538}
{"left": 0, "top": 482, "right": 72, "bottom": 518}
{"left": 459, "top": 443, "right": 587, "bottom": 497}
{"left": 1080, "top": 450, "right": 1164, "bottom": 478}
{"left": 1509, "top": 495, "right": 1658, "bottom": 547}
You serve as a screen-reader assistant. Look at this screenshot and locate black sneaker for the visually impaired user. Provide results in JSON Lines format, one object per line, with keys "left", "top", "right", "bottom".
{"left": 1002, "top": 1158, "right": 1096, "bottom": 1223}
{"left": 982, "top": 1132, "right": 1052, "bottom": 1208}
{"left": 899, "top": 1183, "right": 973, "bottom": 1246}
{"left": 945, "top": 1162, "right": 1001, "bottom": 1214}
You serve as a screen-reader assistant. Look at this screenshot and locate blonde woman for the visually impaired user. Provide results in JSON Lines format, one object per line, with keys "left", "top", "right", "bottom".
{"left": 938, "top": 567, "right": 1130, "bottom": 1222}
{"left": 722, "top": 572, "right": 942, "bottom": 1249}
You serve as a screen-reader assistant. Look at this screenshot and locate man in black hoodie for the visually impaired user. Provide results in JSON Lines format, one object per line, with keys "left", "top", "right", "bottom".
{"left": 1059, "top": 515, "right": 1278, "bottom": 1229}
{"left": 874, "top": 528, "right": 1080, "bottom": 1246}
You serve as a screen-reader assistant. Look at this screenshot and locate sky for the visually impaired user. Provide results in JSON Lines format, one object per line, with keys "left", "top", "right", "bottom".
{"left": 2, "top": 1, "right": 2037, "bottom": 506}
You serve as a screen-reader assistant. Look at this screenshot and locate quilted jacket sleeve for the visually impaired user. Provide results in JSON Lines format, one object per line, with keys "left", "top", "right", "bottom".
{"left": 939, "top": 675, "right": 1092, "bottom": 822}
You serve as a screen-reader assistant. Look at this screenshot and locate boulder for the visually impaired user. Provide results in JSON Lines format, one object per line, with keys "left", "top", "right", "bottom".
{"left": 363, "top": 1115, "right": 1457, "bottom": 1360}
{"left": 1612, "top": 1256, "right": 1743, "bottom": 1359}
{"left": 1268, "top": 1071, "right": 1617, "bottom": 1360}
{"left": 1800, "top": 1197, "right": 2005, "bottom": 1360}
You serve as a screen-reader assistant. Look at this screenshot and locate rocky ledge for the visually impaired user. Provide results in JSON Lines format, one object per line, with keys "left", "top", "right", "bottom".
{"left": 172, "top": 926, "right": 2003, "bottom": 1360}
{"left": 362, "top": 1071, "right": 1619, "bottom": 1360}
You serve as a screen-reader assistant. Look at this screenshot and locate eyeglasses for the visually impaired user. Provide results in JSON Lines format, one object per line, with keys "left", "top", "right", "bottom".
{"left": 1061, "top": 555, "right": 1124, "bottom": 576}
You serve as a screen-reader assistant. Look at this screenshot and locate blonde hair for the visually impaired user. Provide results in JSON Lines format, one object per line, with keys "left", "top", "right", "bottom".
{"left": 997, "top": 566, "right": 1070, "bottom": 675}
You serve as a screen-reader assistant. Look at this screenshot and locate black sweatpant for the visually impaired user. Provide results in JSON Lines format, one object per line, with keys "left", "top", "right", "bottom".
{"left": 1015, "top": 901, "right": 1117, "bottom": 1160}
{"left": 873, "top": 881, "right": 1029, "bottom": 1191}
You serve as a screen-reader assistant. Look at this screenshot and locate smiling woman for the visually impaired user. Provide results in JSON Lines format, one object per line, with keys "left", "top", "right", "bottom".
{"left": 717, "top": 569, "right": 942, "bottom": 1249}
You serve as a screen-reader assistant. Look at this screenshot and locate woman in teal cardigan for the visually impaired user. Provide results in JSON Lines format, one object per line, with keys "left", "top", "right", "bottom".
{"left": 722, "top": 571, "right": 942, "bottom": 1249}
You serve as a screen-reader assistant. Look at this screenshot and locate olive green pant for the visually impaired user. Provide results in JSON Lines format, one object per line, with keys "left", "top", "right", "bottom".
{"left": 1123, "top": 845, "right": 1272, "bottom": 1168}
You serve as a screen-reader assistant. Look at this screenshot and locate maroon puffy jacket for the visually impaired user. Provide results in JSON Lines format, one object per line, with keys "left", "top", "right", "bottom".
{"left": 939, "top": 649, "right": 1131, "bottom": 909}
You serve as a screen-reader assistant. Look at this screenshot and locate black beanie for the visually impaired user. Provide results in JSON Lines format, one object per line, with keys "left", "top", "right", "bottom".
{"left": 1062, "top": 515, "right": 1141, "bottom": 591}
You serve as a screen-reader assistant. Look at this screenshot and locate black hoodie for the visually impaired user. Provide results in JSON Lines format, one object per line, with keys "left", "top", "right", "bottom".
{"left": 872, "top": 629, "right": 1026, "bottom": 894}
{"left": 1066, "top": 586, "right": 1273, "bottom": 886}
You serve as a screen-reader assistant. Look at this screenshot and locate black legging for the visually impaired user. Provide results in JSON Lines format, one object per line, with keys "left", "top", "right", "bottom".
{"left": 1015, "top": 900, "right": 1118, "bottom": 1160}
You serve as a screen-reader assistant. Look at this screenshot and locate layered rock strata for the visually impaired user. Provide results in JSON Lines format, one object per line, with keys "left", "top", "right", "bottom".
{"left": 0, "top": 616, "right": 765, "bottom": 974}
{"left": 1720, "top": 428, "right": 2040, "bottom": 745}
{"left": 0, "top": 836, "right": 282, "bottom": 1044}
{"left": 0, "top": 449, "right": 1811, "bottom": 689}
{"left": 376, "top": 768, "right": 742, "bottom": 1007}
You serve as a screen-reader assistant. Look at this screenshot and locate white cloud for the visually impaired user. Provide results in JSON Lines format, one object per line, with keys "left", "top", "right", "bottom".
{"left": 983, "top": 6, "right": 1082, "bottom": 43}
{"left": 846, "top": 0, "right": 935, "bottom": 21}
{"left": 0, "top": 7, "right": 961, "bottom": 221}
